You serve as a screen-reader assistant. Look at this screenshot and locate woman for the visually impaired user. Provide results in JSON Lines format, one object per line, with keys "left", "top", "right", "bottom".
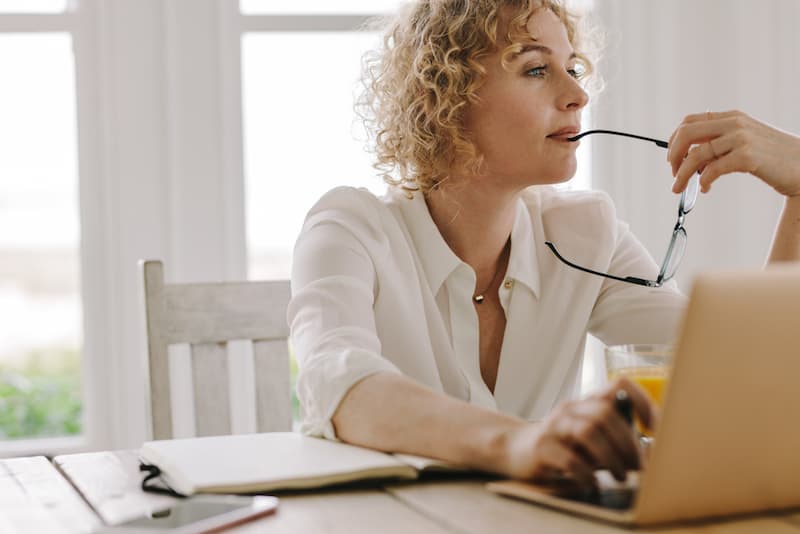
{"left": 287, "top": 0, "right": 800, "bottom": 488}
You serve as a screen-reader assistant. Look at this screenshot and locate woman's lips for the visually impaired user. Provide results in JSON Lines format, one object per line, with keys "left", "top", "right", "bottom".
{"left": 547, "top": 134, "right": 578, "bottom": 142}
{"left": 547, "top": 128, "right": 581, "bottom": 142}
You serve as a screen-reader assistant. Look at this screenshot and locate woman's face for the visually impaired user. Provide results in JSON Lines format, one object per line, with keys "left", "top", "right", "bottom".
{"left": 462, "top": 8, "right": 588, "bottom": 189}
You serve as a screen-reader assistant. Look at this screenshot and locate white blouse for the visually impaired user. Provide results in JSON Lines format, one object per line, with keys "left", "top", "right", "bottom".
{"left": 288, "top": 186, "right": 687, "bottom": 439}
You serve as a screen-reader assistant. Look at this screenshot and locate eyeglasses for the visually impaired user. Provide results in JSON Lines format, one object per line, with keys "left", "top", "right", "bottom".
{"left": 545, "top": 129, "right": 700, "bottom": 288}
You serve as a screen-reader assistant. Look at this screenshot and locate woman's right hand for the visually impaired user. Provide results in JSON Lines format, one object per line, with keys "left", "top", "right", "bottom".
{"left": 500, "top": 378, "right": 656, "bottom": 489}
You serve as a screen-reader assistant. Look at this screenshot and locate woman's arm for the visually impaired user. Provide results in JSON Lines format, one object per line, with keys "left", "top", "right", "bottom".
{"left": 767, "top": 195, "right": 800, "bottom": 263}
{"left": 332, "top": 372, "right": 519, "bottom": 472}
{"left": 667, "top": 110, "right": 800, "bottom": 263}
{"left": 333, "top": 371, "right": 652, "bottom": 488}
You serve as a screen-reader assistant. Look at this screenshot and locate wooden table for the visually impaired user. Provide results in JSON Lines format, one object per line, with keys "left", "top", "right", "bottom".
{"left": 3, "top": 451, "right": 800, "bottom": 533}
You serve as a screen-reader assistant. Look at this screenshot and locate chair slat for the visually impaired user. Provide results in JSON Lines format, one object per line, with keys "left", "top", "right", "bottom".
{"left": 191, "top": 343, "right": 231, "bottom": 436}
{"left": 254, "top": 339, "right": 292, "bottom": 432}
{"left": 167, "top": 343, "right": 196, "bottom": 438}
{"left": 160, "top": 281, "right": 290, "bottom": 345}
{"left": 143, "top": 261, "right": 173, "bottom": 440}
{"left": 227, "top": 339, "right": 258, "bottom": 435}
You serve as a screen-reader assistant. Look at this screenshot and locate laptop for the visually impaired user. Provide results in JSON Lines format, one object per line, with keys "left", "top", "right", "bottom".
{"left": 488, "top": 265, "right": 800, "bottom": 527}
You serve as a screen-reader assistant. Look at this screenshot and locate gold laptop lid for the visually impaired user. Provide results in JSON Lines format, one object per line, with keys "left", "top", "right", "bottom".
{"left": 636, "top": 265, "right": 800, "bottom": 524}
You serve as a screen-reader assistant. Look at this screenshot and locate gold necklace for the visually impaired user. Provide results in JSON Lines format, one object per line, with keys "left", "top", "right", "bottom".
{"left": 473, "top": 240, "right": 510, "bottom": 305}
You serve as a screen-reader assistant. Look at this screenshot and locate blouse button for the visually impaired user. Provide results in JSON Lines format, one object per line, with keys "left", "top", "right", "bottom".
{"left": 503, "top": 278, "right": 513, "bottom": 289}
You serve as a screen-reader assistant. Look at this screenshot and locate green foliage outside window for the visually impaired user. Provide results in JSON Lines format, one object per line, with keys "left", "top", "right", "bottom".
{"left": 0, "top": 346, "right": 82, "bottom": 439}
{"left": 289, "top": 347, "right": 300, "bottom": 423}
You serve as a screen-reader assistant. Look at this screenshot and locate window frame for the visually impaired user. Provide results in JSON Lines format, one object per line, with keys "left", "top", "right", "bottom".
{"left": 0, "top": 4, "right": 106, "bottom": 456}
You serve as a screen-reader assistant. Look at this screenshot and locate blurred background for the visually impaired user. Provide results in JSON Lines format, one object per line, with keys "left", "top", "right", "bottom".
{"left": 0, "top": 0, "right": 797, "bottom": 455}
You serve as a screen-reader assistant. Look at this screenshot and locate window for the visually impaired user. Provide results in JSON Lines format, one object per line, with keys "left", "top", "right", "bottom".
{"left": 242, "top": 31, "right": 386, "bottom": 280}
{"left": 239, "top": 6, "right": 396, "bottom": 282}
{"left": 240, "top": 1, "right": 400, "bottom": 15}
{"left": 0, "top": 27, "right": 82, "bottom": 445}
{"left": 0, "top": 0, "right": 66, "bottom": 13}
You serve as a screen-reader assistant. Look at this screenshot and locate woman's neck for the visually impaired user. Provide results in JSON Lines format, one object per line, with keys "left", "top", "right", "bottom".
{"left": 424, "top": 182, "right": 518, "bottom": 275}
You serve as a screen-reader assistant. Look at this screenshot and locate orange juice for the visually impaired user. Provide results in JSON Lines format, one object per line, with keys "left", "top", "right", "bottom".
{"left": 632, "top": 374, "right": 668, "bottom": 406}
{"left": 608, "top": 366, "right": 669, "bottom": 405}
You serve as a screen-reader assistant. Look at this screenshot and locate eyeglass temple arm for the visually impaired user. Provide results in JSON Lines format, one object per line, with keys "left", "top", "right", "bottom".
{"left": 544, "top": 242, "right": 661, "bottom": 288}
{"left": 567, "top": 129, "right": 669, "bottom": 149}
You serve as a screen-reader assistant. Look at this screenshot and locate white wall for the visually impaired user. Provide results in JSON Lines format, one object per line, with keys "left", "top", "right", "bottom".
{"left": 590, "top": 0, "right": 800, "bottom": 291}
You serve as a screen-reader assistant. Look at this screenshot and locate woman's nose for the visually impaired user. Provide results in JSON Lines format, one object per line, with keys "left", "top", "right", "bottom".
{"left": 557, "top": 75, "right": 589, "bottom": 111}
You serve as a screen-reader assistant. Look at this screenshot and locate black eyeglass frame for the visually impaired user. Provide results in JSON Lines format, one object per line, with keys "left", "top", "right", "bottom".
{"left": 545, "top": 129, "right": 699, "bottom": 288}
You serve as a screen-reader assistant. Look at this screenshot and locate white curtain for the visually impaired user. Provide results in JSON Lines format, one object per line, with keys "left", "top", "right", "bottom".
{"left": 589, "top": 0, "right": 800, "bottom": 290}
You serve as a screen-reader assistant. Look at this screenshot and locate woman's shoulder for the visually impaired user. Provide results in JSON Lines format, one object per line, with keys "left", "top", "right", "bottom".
{"left": 300, "top": 186, "right": 404, "bottom": 247}
{"left": 304, "top": 186, "right": 390, "bottom": 225}
{"left": 308, "top": 185, "right": 384, "bottom": 213}
{"left": 522, "top": 185, "right": 617, "bottom": 224}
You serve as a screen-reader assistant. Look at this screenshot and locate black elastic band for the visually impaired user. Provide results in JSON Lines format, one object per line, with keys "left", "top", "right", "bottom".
{"left": 140, "top": 463, "right": 187, "bottom": 498}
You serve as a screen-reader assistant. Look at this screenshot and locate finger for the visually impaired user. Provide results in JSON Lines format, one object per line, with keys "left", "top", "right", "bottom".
{"left": 573, "top": 396, "right": 641, "bottom": 471}
{"left": 668, "top": 122, "right": 717, "bottom": 177}
{"left": 668, "top": 117, "right": 741, "bottom": 176}
{"left": 564, "top": 401, "right": 633, "bottom": 480}
{"left": 553, "top": 444, "right": 597, "bottom": 489}
{"left": 680, "top": 109, "right": 742, "bottom": 125}
{"left": 672, "top": 135, "right": 734, "bottom": 193}
{"left": 667, "top": 112, "right": 711, "bottom": 163}
{"left": 671, "top": 144, "right": 713, "bottom": 194}
{"left": 594, "top": 401, "right": 642, "bottom": 472}
{"left": 565, "top": 403, "right": 628, "bottom": 477}
{"left": 532, "top": 433, "right": 597, "bottom": 488}
{"left": 667, "top": 111, "right": 743, "bottom": 172}
{"left": 697, "top": 146, "right": 754, "bottom": 193}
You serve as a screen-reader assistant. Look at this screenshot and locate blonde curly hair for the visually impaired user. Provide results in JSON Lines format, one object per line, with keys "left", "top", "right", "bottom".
{"left": 358, "top": 0, "right": 596, "bottom": 194}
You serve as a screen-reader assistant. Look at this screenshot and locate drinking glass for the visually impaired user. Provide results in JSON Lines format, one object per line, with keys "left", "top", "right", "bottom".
{"left": 605, "top": 344, "right": 673, "bottom": 439}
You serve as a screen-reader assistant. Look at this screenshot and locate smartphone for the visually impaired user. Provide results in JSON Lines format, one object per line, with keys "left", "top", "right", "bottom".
{"left": 95, "top": 495, "right": 278, "bottom": 534}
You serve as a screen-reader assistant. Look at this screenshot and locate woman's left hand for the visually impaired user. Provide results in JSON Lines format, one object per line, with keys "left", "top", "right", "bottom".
{"left": 667, "top": 110, "right": 800, "bottom": 198}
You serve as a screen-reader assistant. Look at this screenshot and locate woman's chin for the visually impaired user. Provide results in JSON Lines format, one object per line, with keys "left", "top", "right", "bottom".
{"left": 539, "top": 170, "right": 577, "bottom": 186}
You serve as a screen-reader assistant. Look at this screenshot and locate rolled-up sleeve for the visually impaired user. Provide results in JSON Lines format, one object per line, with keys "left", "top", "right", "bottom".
{"left": 287, "top": 191, "right": 402, "bottom": 439}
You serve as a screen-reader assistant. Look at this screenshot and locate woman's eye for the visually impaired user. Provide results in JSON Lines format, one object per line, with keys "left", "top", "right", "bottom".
{"left": 525, "top": 65, "right": 547, "bottom": 78}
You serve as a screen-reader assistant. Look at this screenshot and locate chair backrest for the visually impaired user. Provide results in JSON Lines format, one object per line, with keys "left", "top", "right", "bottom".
{"left": 140, "top": 260, "right": 292, "bottom": 440}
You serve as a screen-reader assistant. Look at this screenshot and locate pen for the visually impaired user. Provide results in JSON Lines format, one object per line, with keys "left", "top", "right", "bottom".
{"left": 614, "top": 389, "right": 633, "bottom": 426}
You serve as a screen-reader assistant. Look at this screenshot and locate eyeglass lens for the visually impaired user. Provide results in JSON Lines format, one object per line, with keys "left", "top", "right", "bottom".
{"left": 661, "top": 227, "right": 687, "bottom": 282}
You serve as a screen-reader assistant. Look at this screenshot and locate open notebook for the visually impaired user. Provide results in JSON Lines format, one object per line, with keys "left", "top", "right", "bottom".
{"left": 488, "top": 267, "right": 800, "bottom": 526}
{"left": 139, "top": 432, "right": 462, "bottom": 496}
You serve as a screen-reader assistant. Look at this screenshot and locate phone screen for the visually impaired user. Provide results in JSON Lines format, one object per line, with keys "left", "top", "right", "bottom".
{"left": 109, "top": 495, "right": 278, "bottom": 532}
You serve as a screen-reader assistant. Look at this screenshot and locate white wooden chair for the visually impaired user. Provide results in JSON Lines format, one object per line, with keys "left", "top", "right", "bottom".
{"left": 140, "top": 260, "right": 292, "bottom": 440}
